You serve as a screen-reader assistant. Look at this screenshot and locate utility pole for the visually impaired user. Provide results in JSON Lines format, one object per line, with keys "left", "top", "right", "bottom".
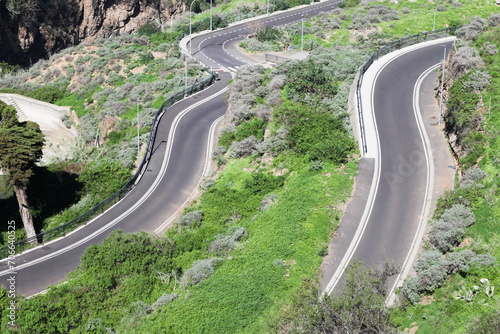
{"left": 189, "top": 0, "right": 197, "bottom": 55}
{"left": 185, "top": 56, "right": 188, "bottom": 98}
{"left": 137, "top": 98, "right": 142, "bottom": 165}
{"left": 433, "top": 10, "right": 436, "bottom": 31}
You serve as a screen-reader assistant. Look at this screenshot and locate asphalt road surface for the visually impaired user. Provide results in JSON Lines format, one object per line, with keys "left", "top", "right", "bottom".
{"left": 0, "top": 0, "right": 343, "bottom": 297}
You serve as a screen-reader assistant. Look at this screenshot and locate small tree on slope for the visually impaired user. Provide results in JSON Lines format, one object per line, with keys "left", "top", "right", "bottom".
{"left": 0, "top": 101, "right": 44, "bottom": 241}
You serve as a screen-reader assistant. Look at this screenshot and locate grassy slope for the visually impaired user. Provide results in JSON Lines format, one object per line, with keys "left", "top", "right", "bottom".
{"left": 138, "top": 159, "right": 357, "bottom": 333}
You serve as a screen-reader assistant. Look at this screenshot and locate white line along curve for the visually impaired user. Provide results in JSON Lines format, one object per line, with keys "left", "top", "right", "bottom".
{"left": 386, "top": 63, "right": 439, "bottom": 306}
{"left": 0, "top": 86, "right": 228, "bottom": 276}
{"left": 323, "top": 38, "right": 454, "bottom": 297}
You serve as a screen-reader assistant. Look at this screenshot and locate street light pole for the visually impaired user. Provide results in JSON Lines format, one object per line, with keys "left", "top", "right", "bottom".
{"left": 267, "top": 0, "right": 269, "bottom": 15}
{"left": 189, "top": 0, "right": 197, "bottom": 55}
{"left": 448, "top": 165, "right": 456, "bottom": 191}
{"left": 433, "top": 10, "right": 436, "bottom": 31}
{"left": 210, "top": 0, "right": 213, "bottom": 31}
{"left": 137, "top": 98, "right": 142, "bottom": 165}
{"left": 185, "top": 56, "right": 188, "bottom": 98}
{"left": 438, "top": 45, "right": 446, "bottom": 125}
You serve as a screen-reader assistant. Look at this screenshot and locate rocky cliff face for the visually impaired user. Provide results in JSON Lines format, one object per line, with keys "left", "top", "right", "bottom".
{"left": 0, "top": 0, "right": 186, "bottom": 67}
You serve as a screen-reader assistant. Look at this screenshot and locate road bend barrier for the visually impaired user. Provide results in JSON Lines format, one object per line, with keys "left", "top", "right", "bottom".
{"left": 0, "top": 68, "right": 217, "bottom": 259}
{"left": 356, "top": 26, "right": 460, "bottom": 155}
{"left": 264, "top": 54, "right": 289, "bottom": 63}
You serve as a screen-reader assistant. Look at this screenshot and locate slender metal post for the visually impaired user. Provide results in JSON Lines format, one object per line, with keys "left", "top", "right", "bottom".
{"left": 267, "top": 0, "right": 269, "bottom": 15}
{"left": 433, "top": 10, "right": 436, "bottom": 31}
{"left": 210, "top": 0, "right": 213, "bottom": 31}
{"left": 185, "top": 56, "right": 188, "bottom": 98}
{"left": 438, "top": 45, "right": 446, "bottom": 125}
{"left": 301, "top": 18, "right": 304, "bottom": 54}
{"left": 189, "top": 0, "right": 197, "bottom": 55}
{"left": 137, "top": 98, "right": 142, "bottom": 165}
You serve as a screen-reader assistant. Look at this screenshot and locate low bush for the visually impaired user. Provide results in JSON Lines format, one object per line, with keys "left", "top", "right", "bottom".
{"left": 429, "top": 218, "right": 466, "bottom": 253}
{"left": 228, "top": 136, "right": 259, "bottom": 158}
{"left": 25, "top": 86, "right": 66, "bottom": 103}
{"left": 234, "top": 117, "right": 266, "bottom": 142}
{"left": 178, "top": 210, "right": 203, "bottom": 228}
{"left": 208, "top": 226, "right": 247, "bottom": 256}
{"left": 180, "top": 258, "right": 223, "bottom": 287}
{"left": 152, "top": 293, "right": 178, "bottom": 310}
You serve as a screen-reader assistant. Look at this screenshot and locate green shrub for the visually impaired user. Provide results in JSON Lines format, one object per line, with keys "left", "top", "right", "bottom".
{"left": 274, "top": 100, "right": 355, "bottom": 163}
{"left": 105, "top": 131, "right": 125, "bottom": 146}
{"left": 244, "top": 172, "right": 286, "bottom": 195}
{"left": 25, "top": 86, "right": 66, "bottom": 103}
{"left": 445, "top": 73, "right": 481, "bottom": 144}
{"left": 256, "top": 26, "right": 280, "bottom": 42}
{"left": 285, "top": 59, "right": 339, "bottom": 101}
{"left": 338, "top": 0, "right": 359, "bottom": 9}
{"left": 77, "top": 161, "right": 131, "bottom": 202}
{"left": 466, "top": 311, "right": 500, "bottom": 333}
{"left": 180, "top": 258, "right": 223, "bottom": 287}
{"left": 138, "top": 21, "right": 161, "bottom": 36}
{"left": 234, "top": 117, "right": 265, "bottom": 142}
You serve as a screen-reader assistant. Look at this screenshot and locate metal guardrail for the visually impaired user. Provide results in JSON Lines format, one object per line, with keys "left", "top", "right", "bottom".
{"left": 265, "top": 54, "right": 289, "bottom": 63}
{"left": 356, "top": 26, "right": 460, "bottom": 154}
{"left": 0, "top": 69, "right": 217, "bottom": 259}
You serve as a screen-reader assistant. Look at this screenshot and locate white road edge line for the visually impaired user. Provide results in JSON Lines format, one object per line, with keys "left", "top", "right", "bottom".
{"left": 0, "top": 86, "right": 228, "bottom": 276}
{"left": 0, "top": 82, "right": 218, "bottom": 262}
{"left": 154, "top": 113, "right": 226, "bottom": 235}
{"left": 323, "top": 38, "right": 454, "bottom": 297}
{"left": 323, "top": 53, "right": 384, "bottom": 297}
{"left": 385, "top": 64, "right": 438, "bottom": 307}
{"left": 27, "top": 113, "right": 227, "bottom": 297}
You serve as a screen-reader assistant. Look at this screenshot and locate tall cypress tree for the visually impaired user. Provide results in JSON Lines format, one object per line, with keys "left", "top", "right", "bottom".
{"left": 0, "top": 101, "right": 44, "bottom": 241}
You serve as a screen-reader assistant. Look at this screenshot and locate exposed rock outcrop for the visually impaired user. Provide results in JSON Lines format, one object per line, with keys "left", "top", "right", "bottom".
{"left": 0, "top": 0, "right": 187, "bottom": 67}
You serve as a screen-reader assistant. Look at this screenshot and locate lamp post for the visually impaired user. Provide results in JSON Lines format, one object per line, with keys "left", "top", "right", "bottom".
{"left": 267, "top": 0, "right": 269, "bottom": 15}
{"left": 189, "top": 0, "right": 197, "bottom": 55}
{"left": 210, "top": 0, "right": 213, "bottom": 31}
{"left": 137, "top": 98, "right": 142, "bottom": 165}
{"left": 433, "top": 9, "right": 436, "bottom": 31}
{"left": 438, "top": 45, "right": 446, "bottom": 125}
{"left": 448, "top": 165, "right": 456, "bottom": 191}
{"left": 185, "top": 56, "right": 188, "bottom": 98}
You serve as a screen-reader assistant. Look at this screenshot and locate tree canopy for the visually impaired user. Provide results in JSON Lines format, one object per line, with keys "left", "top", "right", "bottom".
{"left": 0, "top": 119, "right": 44, "bottom": 184}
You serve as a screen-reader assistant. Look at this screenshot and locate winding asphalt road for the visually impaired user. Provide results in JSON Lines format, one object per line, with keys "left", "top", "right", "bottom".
{"left": 322, "top": 40, "right": 454, "bottom": 299}
{"left": 0, "top": 0, "right": 344, "bottom": 297}
{"left": 1, "top": 0, "right": 453, "bottom": 304}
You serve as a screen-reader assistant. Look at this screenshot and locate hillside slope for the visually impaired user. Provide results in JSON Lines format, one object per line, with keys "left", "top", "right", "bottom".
{"left": 0, "top": 0, "right": 186, "bottom": 66}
